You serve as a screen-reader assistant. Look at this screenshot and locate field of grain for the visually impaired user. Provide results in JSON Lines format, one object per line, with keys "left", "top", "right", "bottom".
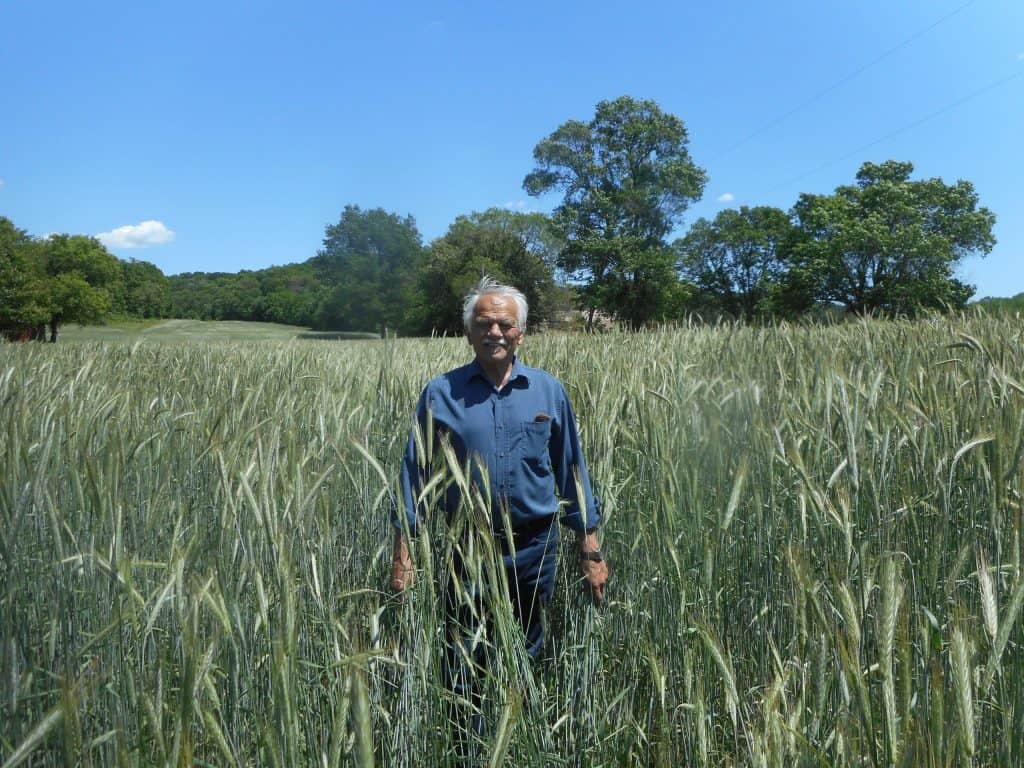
{"left": 2, "top": 314, "right": 1024, "bottom": 766}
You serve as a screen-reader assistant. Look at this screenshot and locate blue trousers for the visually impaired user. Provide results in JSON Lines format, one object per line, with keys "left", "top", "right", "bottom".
{"left": 443, "top": 523, "right": 557, "bottom": 760}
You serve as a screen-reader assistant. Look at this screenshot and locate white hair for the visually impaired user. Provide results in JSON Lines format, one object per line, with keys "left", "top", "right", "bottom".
{"left": 462, "top": 276, "right": 529, "bottom": 333}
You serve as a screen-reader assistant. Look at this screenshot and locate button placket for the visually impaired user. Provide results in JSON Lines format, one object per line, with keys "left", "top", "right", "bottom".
{"left": 496, "top": 394, "right": 509, "bottom": 492}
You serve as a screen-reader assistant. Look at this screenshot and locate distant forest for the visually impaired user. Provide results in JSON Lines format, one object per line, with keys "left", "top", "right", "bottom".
{"left": 2, "top": 97, "right": 1003, "bottom": 340}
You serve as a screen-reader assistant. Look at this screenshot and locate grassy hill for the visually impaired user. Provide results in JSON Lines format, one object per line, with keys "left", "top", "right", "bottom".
{"left": 57, "top": 318, "right": 379, "bottom": 343}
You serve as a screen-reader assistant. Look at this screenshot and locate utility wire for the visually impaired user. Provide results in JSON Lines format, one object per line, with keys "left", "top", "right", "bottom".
{"left": 763, "top": 66, "right": 1024, "bottom": 195}
{"left": 713, "top": 0, "right": 980, "bottom": 159}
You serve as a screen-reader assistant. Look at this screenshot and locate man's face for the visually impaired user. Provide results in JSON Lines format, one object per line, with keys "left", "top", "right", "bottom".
{"left": 467, "top": 293, "right": 522, "bottom": 366}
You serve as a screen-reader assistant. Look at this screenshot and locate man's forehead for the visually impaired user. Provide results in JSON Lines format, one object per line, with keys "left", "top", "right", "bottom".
{"left": 474, "top": 294, "right": 514, "bottom": 316}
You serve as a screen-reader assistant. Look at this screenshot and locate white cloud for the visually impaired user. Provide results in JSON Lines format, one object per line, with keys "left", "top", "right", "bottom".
{"left": 0, "top": 178, "right": 6, "bottom": 189}
{"left": 502, "top": 200, "right": 535, "bottom": 212}
{"left": 717, "top": 192, "right": 735, "bottom": 203}
{"left": 96, "top": 219, "right": 175, "bottom": 249}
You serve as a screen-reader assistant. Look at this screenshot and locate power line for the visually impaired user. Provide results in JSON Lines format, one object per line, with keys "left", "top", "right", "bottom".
{"left": 713, "top": 0, "right": 980, "bottom": 160}
{"left": 763, "top": 66, "right": 1024, "bottom": 195}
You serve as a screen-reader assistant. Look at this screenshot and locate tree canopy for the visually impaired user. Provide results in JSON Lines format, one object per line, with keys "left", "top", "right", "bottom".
{"left": 1, "top": 223, "right": 125, "bottom": 341}
{"left": 120, "top": 259, "right": 171, "bottom": 318}
{"left": 524, "top": 96, "right": 707, "bottom": 328}
{"left": 167, "top": 263, "right": 324, "bottom": 327}
{"left": 676, "top": 206, "right": 796, "bottom": 319}
{"left": 414, "top": 209, "right": 561, "bottom": 335}
{"left": 0, "top": 218, "right": 50, "bottom": 333}
{"left": 312, "top": 205, "right": 423, "bottom": 334}
{"left": 41, "top": 235, "right": 124, "bottom": 341}
{"left": 0, "top": 125, "right": 1004, "bottom": 338}
{"left": 791, "top": 160, "right": 995, "bottom": 315}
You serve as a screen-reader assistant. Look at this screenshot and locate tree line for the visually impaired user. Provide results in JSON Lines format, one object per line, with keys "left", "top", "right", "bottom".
{"left": 1, "top": 96, "right": 997, "bottom": 339}
{"left": 161, "top": 206, "right": 573, "bottom": 335}
{"left": 1, "top": 218, "right": 171, "bottom": 341}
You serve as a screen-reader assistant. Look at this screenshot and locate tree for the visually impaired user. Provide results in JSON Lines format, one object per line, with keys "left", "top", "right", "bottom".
{"left": 466, "top": 208, "right": 565, "bottom": 272}
{"left": 676, "top": 206, "right": 796, "bottom": 318}
{"left": 167, "top": 263, "right": 327, "bottom": 326}
{"left": 120, "top": 258, "right": 170, "bottom": 318}
{"left": 792, "top": 160, "right": 995, "bottom": 315}
{"left": 256, "top": 262, "right": 324, "bottom": 327}
{"left": 167, "top": 272, "right": 255, "bottom": 320}
{"left": 414, "top": 210, "right": 558, "bottom": 335}
{"left": 41, "top": 234, "right": 123, "bottom": 341}
{"left": 168, "top": 272, "right": 223, "bottom": 320}
{"left": 212, "top": 272, "right": 262, "bottom": 320}
{"left": 0, "top": 218, "right": 49, "bottom": 338}
{"left": 524, "top": 96, "right": 707, "bottom": 328}
{"left": 312, "top": 205, "right": 423, "bottom": 334}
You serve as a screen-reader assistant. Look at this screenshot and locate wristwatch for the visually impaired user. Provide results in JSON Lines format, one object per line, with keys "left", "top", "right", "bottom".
{"left": 579, "top": 550, "right": 604, "bottom": 562}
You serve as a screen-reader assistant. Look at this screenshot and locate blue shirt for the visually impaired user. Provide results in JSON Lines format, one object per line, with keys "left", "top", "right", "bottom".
{"left": 397, "top": 357, "right": 600, "bottom": 539}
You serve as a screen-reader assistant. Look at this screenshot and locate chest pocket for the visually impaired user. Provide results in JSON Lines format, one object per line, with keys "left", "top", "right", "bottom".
{"left": 521, "top": 419, "right": 552, "bottom": 473}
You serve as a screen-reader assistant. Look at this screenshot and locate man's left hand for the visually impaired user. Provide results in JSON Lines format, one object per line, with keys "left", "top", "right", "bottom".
{"left": 579, "top": 557, "right": 609, "bottom": 605}
{"left": 577, "top": 529, "right": 609, "bottom": 605}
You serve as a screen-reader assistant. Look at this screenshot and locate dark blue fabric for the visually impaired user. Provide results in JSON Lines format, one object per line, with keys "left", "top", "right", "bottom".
{"left": 397, "top": 357, "right": 601, "bottom": 550}
{"left": 398, "top": 357, "right": 599, "bottom": 753}
{"left": 442, "top": 526, "right": 557, "bottom": 761}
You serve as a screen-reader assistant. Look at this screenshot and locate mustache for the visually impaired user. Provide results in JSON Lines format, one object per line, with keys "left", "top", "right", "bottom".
{"left": 483, "top": 338, "right": 510, "bottom": 348}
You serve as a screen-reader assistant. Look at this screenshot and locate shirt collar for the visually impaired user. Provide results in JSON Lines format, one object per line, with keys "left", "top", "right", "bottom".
{"left": 467, "top": 356, "right": 530, "bottom": 389}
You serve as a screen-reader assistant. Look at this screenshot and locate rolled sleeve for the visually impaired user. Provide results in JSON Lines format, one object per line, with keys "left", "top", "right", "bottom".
{"left": 551, "top": 386, "right": 601, "bottom": 533}
{"left": 395, "top": 390, "right": 429, "bottom": 535}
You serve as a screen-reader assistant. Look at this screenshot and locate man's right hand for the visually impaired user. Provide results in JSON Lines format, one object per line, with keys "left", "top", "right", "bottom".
{"left": 391, "top": 533, "right": 416, "bottom": 592}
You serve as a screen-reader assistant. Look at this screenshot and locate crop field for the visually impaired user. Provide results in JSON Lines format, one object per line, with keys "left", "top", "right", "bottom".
{"left": 56, "top": 319, "right": 378, "bottom": 344}
{"left": 2, "top": 314, "right": 1024, "bottom": 766}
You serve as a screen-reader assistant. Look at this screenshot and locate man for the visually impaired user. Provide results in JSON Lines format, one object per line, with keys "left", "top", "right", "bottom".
{"left": 391, "top": 275, "right": 608, "bottom": 660}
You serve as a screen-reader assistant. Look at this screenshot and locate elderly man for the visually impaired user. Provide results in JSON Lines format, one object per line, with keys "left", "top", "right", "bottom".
{"left": 391, "top": 276, "right": 608, "bottom": 661}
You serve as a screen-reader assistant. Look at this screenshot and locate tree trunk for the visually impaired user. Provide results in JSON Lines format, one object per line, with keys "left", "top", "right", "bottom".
{"left": 49, "top": 320, "right": 59, "bottom": 343}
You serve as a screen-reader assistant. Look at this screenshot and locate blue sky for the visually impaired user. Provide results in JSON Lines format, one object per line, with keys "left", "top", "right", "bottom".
{"left": 2, "top": 1, "right": 1021, "bottom": 298}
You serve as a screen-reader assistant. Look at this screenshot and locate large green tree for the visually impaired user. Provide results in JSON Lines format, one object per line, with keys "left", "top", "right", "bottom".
{"left": 41, "top": 234, "right": 123, "bottom": 341}
{"left": 312, "top": 205, "right": 423, "bottom": 334}
{"left": 524, "top": 96, "right": 706, "bottom": 328}
{"left": 414, "top": 209, "right": 559, "bottom": 335}
{"left": 676, "top": 206, "right": 796, "bottom": 318}
{"left": 466, "top": 208, "right": 565, "bottom": 272}
{"left": 0, "top": 218, "right": 50, "bottom": 337}
{"left": 792, "top": 160, "right": 995, "bottom": 315}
